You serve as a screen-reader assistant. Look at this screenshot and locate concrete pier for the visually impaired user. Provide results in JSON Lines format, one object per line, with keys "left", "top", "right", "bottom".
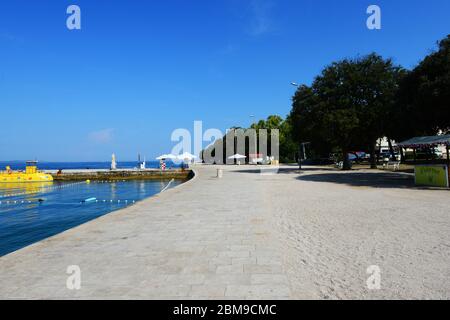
{"left": 50, "top": 169, "right": 192, "bottom": 181}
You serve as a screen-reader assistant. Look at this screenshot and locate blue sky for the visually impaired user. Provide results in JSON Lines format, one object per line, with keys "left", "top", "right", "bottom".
{"left": 0, "top": 0, "right": 449, "bottom": 161}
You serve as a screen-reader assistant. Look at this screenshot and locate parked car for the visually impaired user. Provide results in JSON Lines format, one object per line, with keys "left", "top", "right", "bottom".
{"left": 348, "top": 151, "right": 367, "bottom": 162}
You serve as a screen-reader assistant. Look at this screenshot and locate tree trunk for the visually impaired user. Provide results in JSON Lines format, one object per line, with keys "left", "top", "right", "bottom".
{"left": 369, "top": 143, "right": 377, "bottom": 169}
{"left": 342, "top": 148, "right": 351, "bottom": 170}
{"left": 376, "top": 139, "right": 382, "bottom": 164}
{"left": 387, "top": 138, "right": 396, "bottom": 160}
{"left": 446, "top": 146, "right": 449, "bottom": 170}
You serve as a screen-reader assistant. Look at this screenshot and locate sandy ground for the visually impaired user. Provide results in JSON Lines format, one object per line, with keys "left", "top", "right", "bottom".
{"left": 261, "top": 166, "right": 450, "bottom": 299}
{"left": 0, "top": 165, "right": 448, "bottom": 299}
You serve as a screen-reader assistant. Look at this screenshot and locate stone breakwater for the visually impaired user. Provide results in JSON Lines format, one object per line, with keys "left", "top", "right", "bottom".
{"left": 51, "top": 169, "right": 193, "bottom": 181}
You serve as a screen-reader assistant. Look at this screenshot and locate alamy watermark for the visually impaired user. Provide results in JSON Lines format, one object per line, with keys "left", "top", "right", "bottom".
{"left": 170, "top": 121, "right": 279, "bottom": 170}
{"left": 65, "top": 5, "right": 382, "bottom": 32}
{"left": 66, "top": 5, "right": 81, "bottom": 30}
{"left": 367, "top": 5, "right": 381, "bottom": 30}
{"left": 66, "top": 265, "right": 81, "bottom": 290}
{"left": 366, "top": 265, "right": 381, "bottom": 290}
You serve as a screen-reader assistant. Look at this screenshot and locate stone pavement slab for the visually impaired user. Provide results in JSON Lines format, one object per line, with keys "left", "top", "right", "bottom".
{"left": 0, "top": 165, "right": 291, "bottom": 299}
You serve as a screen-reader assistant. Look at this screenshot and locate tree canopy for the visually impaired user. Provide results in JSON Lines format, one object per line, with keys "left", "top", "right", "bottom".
{"left": 289, "top": 35, "right": 449, "bottom": 169}
{"left": 290, "top": 53, "right": 404, "bottom": 169}
{"left": 250, "top": 115, "right": 297, "bottom": 162}
{"left": 389, "top": 35, "right": 450, "bottom": 140}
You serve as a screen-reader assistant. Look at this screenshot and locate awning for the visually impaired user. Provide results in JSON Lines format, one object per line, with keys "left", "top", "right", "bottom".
{"left": 397, "top": 134, "right": 450, "bottom": 148}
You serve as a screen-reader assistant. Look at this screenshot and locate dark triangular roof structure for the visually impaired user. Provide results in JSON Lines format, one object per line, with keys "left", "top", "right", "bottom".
{"left": 397, "top": 134, "right": 450, "bottom": 147}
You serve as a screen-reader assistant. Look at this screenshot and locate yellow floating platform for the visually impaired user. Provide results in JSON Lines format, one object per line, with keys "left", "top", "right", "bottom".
{"left": 0, "top": 161, "right": 53, "bottom": 183}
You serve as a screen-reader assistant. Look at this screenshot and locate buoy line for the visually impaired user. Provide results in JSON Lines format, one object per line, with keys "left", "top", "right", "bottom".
{"left": 0, "top": 179, "right": 159, "bottom": 199}
{"left": 0, "top": 198, "right": 137, "bottom": 206}
{"left": 0, "top": 181, "right": 87, "bottom": 199}
{"left": 0, "top": 180, "right": 121, "bottom": 199}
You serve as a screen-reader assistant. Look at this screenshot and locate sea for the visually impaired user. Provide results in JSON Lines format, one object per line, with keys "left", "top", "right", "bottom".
{"left": 0, "top": 161, "right": 184, "bottom": 256}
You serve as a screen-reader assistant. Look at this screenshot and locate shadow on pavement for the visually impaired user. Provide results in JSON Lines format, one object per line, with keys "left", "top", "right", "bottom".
{"left": 231, "top": 167, "right": 337, "bottom": 174}
{"left": 297, "top": 171, "right": 417, "bottom": 189}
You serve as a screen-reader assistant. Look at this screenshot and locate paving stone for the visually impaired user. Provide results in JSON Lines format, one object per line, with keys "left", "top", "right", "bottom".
{"left": 190, "top": 285, "right": 226, "bottom": 297}
{"left": 12, "top": 166, "right": 424, "bottom": 298}
{"left": 216, "top": 264, "right": 244, "bottom": 274}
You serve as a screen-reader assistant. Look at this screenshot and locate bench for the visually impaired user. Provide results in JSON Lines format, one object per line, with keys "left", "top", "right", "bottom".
{"left": 383, "top": 161, "right": 400, "bottom": 171}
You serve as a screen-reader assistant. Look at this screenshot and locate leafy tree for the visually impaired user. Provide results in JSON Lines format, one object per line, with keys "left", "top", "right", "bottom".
{"left": 390, "top": 35, "right": 450, "bottom": 140}
{"left": 290, "top": 54, "right": 404, "bottom": 169}
{"left": 250, "top": 115, "right": 297, "bottom": 163}
{"left": 200, "top": 115, "right": 297, "bottom": 164}
{"left": 279, "top": 117, "right": 299, "bottom": 162}
{"left": 290, "top": 85, "right": 333, "bottom": 160}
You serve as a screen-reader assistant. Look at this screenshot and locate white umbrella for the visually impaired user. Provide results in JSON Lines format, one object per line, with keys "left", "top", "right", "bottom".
{"left": 156, "top": 154, "right": 177, "bottom": 160}
{"left": 156, "top": 154, "right": 168, "bottom": 160}
{"left": 228, "top": 153, "right": 246, "bottom": 165}
{"left": 228, "top": 154, "right": 246, "bottom": 159}
{"left": 176, "top": 152, "right": 197, "bottom": 161}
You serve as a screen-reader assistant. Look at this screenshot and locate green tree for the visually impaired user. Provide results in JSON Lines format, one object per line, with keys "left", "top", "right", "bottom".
{"left": 391, "top": 35, "right": 450, "bottom": 140}
{"left": 290, "top": 54, "right": 404, "bottom": 169}
{"left": 290, "top": 85, "right": 332, "bottom": 160}
{"left": 250, "top": 115, "right": 297, "bottom": 162}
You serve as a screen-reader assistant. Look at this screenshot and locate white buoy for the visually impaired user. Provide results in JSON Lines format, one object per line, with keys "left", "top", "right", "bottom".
{"left": 82, "top": 197, "right": 97, "bottom": 203}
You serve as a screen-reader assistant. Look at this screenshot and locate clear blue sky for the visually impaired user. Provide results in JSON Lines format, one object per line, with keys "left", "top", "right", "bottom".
{"left": 0, "top": 0, "right": 448, "bottom": 161}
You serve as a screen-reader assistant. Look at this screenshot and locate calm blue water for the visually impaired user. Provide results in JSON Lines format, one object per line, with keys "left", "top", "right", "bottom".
{"left": 0, "top": 178, "right": 183, "bottom": 256}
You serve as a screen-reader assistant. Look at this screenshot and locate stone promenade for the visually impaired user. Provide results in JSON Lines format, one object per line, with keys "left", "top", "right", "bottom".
{"left": 0, "top": 166, "right": 291, "bottom": 299}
